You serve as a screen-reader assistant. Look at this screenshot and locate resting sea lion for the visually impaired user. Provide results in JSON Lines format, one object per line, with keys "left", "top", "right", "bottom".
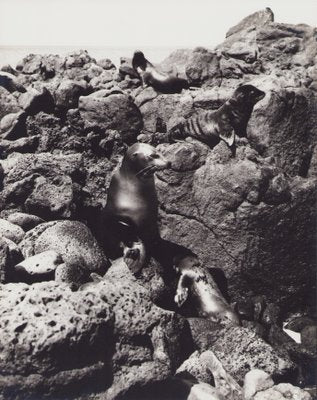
{"left": 169, "top": 84, "right": 265, "bottom": 154}
{"left": 103, "top": 142, "right": 171, "bottom": 258}
{"left": 174, "top": 255, "right": 240, "bottom": 326}
{"left": 132, "top": 50, "right": 189, "bottom": 94}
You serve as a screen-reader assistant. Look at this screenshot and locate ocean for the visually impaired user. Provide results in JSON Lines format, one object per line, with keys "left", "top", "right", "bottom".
{"left": 0, "top": 45, "right": 186, "bottom": 69}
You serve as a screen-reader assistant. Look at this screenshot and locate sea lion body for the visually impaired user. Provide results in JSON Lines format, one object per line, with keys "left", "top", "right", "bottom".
{"left": 169, "top": 84, "right": 265, "bottom": 151}
{"left": 104, "top": 143, "right": 171, "bottom": 256}
{"left": 174, "top": 255, "right": 240, "bottom": 326}
{"left": 132, "top": 50, "right": 189, "bottom": 94}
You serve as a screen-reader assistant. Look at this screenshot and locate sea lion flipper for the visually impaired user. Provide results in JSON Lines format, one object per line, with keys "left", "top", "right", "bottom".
{"left": 220, "top": 130, "right": 235, "bottom": 148}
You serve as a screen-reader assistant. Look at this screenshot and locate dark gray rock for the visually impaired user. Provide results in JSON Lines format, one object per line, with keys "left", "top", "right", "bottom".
{"left": 79, "top": 91, "right": 143, "bottom": 143}
{"left": 0, "top": 111, "right": 27, "bottom": 140}
{"left": 19, "top": 87, "right": 55, "bottom": 115}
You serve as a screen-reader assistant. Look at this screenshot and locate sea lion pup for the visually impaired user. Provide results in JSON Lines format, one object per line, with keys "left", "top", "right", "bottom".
{"left": 174, "top": 255, "right": 240, "bottom": 326}
{"left": 0, "top": 71, "right": 26, "bottom": 93}
{"left": 103, "top": 142, "right": 171, "bottom": 259}
{"left": 132, "top": 50, "right": 190, "bottom": 94}
{"left": 169, "top": 84, "right": 265, "bottom": 153}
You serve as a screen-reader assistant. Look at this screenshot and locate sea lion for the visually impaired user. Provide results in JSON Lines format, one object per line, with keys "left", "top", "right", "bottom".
{"left": 132, "top": 50, "right": 190, "bottom": 94}
{"left": 103, "top": 142, "right": 171, "bottom": 258}
{"left": 174, "top": 255, "right": 240, "bottom": 326}
{"left": 169, "top": 84, "right": 265, "bottom": 154}
{"left": 0, "top": 71, "right": 26, "bottom": 93}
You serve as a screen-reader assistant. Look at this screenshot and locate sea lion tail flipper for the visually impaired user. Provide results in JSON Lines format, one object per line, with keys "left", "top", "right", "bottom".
{"left": 220, "top": 129, "right": 235, "bottom": 148}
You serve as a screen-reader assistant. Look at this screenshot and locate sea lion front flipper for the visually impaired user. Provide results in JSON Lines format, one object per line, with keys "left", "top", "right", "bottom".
{"left": 220, "top": 129, "right": 235, "bottom": 148}
{"left": 175, "top": 273, "right": 189, "bottom": 307}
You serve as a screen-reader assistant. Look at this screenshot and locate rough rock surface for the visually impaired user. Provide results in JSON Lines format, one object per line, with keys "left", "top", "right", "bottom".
{"left": 19, "top": 220, "right": 109, "bottom": 275}
{"left": 0, "top": 8, "right": 316, "bottom": 400}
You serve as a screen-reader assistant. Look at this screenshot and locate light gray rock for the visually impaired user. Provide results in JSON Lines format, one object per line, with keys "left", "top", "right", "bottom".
{"left": 226, "top": 8, "right": 274, "bottom": 38}
{"left": 0, "top": 110, "right": 27, "bottom": 140}
{"left": 13, "top": 250, "right": 63, "bottom": 283}
{"left": 0, "top": 219, "right": 25, "bottom": 243}
{"left": 6, "top": 212, "right": 45, "bottom": 231}
{"left": 243, "top": 369, "right": 274, "bottom": 399}
{"left": 19, "top": 220, "right": 108, "bottom": 275}
{"left": 254, "top": 383, "right": 311, "bottom": 400}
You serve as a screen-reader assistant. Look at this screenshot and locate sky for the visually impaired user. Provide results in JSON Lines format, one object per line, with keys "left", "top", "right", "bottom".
{"left": 0, "top": 0, "right": 316, "bottom": 48}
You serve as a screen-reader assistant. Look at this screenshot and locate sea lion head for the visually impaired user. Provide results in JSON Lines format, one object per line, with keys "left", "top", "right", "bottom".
{"left": 232, "top": 84, "right": 265, "bottom": 106}
{"left": 132, "top": 50, "right": 147, "bottom": 72}
{"left": 123, "top": 142, "right": 171, "bottom": 178}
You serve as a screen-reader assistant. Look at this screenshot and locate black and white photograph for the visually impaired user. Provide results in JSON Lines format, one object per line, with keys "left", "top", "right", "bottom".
{"left": 0, "top": 0, "right": 316, "bottom": 399}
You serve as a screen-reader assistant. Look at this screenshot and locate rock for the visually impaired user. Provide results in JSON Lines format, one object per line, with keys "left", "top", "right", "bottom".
{"left": 0, "top": 219, "right": 25, "bottom": 243}
{"left": 0, "top": 87, "right": 21, "bottom": 120}
{"left": 12, "top": 250, "right": 63, "bottom": 283}
{"left": 261, "top": 303, "right": 281, "bottom": 327}
{"left": 0, "top": 236, "right": 10, "bottom": 282}
{"left": 0, "top": 152, "right": 83, "bottom": 219}
{"left": 301, "top": 325, "right": 317, "bottom": 353}
{"left": 54, "top": 79, "right": 89, "bottom": 112}
{"left": 140, "top": 92, "right": 193, "bottom": 133}
{"left": 254, "top": 383, "right": 312, "bottom": 399}
{"left": 19, "top": 220, "right": 109, "bottom": 276}
{"left": 89, "top": 70, "right": 117, "bottom": 90}
{"left": 226, "top": 8, "right": 274, "bottom": 38}
{"left": 156, "top": 141, "right": 316, "bottom": 309}
{"left": 0, "top": 111, "right": 27, "bottom": 140}
{"left": 0, "top": 281, "right": 114, "bottom": 399}
{"left": 6, "top": 212, "right": 45, "bottom": 231}
{"left": 19, "top": 87, "right": 55, "bottom": 115}
{"left": 211, "top": 326, "right": 296, "bottom": 384}
{"left": 97, "top": 58, "right": 116, "bottom": 70}
{"left": 159, "top": 49, "right": 193, "bottom": 78}
{"left": 185, "top": 47, "right": 221, "bottom": 87}
{"left": 55, "top": 263, "right": 89, "bottom": 290}
{"left": 79, "top": 91, "right": 143, "bottom": 142}
{"left": 0, "top": 71, "right": 27, "bottom": 93}
{"left": 243, "top": 369, "right": 274, "bottom": 399}
{"left": 177, "top": 350, "right": 242, "bottom": 399}
{"left": 248, "top": 86, "right": 317, "bottom": 177}
{"left": 25, "top": 174, "right": 75, "bottom": 218}
{"left": 0, "top": 136, "right": 39, "bottom": 156}
{"left": 1, "top": 64, "right": 18, "bottom": 75}
{"left": 64, "top": 49, "right": 95, "bottom": 69}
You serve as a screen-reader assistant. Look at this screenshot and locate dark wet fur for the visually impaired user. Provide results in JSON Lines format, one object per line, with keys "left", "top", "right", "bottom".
{"left": 169, "top": 84, "right": 265, "bottom": 149}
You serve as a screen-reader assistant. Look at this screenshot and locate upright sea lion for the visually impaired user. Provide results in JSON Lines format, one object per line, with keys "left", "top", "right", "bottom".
{"left": 169, "top": 84, "right": 265, "bottom": 153}
{"left": 103, "top": 142, "right": 171, "bottom": 258}
{"left": 174, "top": 255, "right": 240, "bottom": 326}
{"left": 132, "top": 50, "right": 190, "bottom": 94}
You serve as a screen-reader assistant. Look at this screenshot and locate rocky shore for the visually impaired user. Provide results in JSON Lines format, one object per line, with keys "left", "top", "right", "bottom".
{"left": 0, "top": 8, "right": 316, "bottom": 400}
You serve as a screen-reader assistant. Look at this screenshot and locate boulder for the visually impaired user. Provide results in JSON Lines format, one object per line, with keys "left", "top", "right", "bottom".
{"left": 243, "top": 369, "right": 274, "bottom": 399}
{"left": 226, "top": 8, "right": 274, "bottom": 38}
{"left": 19, "top": 220, "right": 108, "bottom": 275}
{"left": 0, "top": 281, "right": 114, "bottom": 399}
{"left": 156, "top": 141, "right": 316, "bottom": 309}
{"left": 79, "top": 91, "right": 143, "bottom": 142}
{"left": 6, "top": 212, "right": 45, "bottom": 231}
{"left": 253, "top": 383, "right": 311, "bottom": 400}
{"left": 0, "top": 136, "right": 39, "bottom": 156}
{"left": 97, "top": 58, "right": 116, "bottom": 70}
{"left": 0, "top": 87, "right": 21, "bottom": 120}
{"left": 64, "top": 49, "right": 96, "bottom": 69}
{"left": 19, "top": 87, "right": 55, "bottom": 115}
{"left": 211, "top": 326, "right": 295, "bottom": 384}
{"left": 0, "top": 110, "right": 27, "bottom": 140}
{"left": 0, "top": 219, "right": 25, "bottom": 243}
{"left": 54, "top": 79, "right": 89, "bottom": 112}
{"left": 0, "top": 236, "right": 10, "bottom": 282}
{"left": 185, "top": 47, "right": 221, "bottom": 87}
{"left": 0, "top": 152, "right": 83, "bottom": 219}
{"left": 13, "top": 250, "right": 63, "bottom": 283}
{"left": 0, "top": 71, "right": 27, "bottom": 93}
